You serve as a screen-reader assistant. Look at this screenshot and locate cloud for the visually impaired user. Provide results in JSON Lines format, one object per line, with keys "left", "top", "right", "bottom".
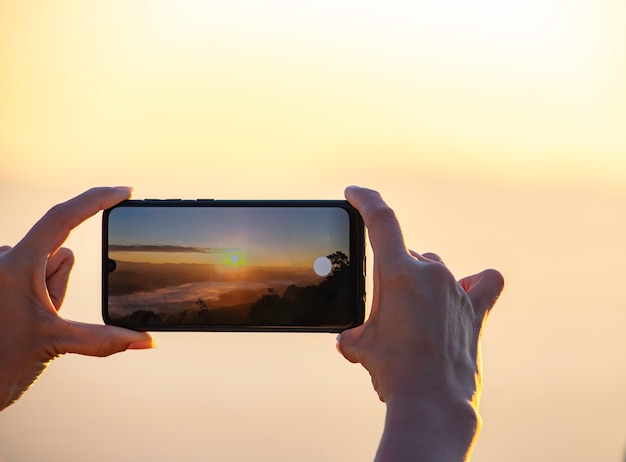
{"left": 109, "top": 244, "right": 229, "bottom": 253}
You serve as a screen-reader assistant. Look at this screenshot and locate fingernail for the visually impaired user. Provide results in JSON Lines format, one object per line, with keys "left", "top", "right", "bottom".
{"left": 127, "top": 338, "right": 157, "bottom": 350}
{"left": 114, "top": 186, "right": 134, "bottom": 193}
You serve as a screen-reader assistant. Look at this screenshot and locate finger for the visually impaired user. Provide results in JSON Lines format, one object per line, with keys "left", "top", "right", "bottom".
{"left": 336, "top": 326, "right": 364, "bottom": 364}
{"left": 410, "top": 250, "right": 445, "bottom": 265}
{"left": 368, "top": 254, "right": 383, "bottom": 317}
{"left": 14, "top": 187, "right": 132, "bottom": 260}
{"left": 421, "top": 252, "right": 444, "bottom": 264}
{"left": 459, "top": 268, "right": 505, "bottom": 322}
{"left": 55, "top": 319, "right": 156, "bottom": 357}
{"left": 344, "top": 186, "right": 408, "bottom": 263}
{"left": 46, "top": 247, "right": 75, "bottom": 310}
{"left": 0, "top": 245, "right": 12, "bottom": 254}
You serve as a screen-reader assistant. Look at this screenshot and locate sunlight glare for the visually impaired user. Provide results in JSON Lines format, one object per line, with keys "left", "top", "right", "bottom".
{"left": 225, "top": 250, "right": 246, "bottom": 267}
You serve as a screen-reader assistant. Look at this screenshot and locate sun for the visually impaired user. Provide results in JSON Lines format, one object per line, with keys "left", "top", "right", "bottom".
{"left": 224, "top": 250, "right": 247, "bottom": 267}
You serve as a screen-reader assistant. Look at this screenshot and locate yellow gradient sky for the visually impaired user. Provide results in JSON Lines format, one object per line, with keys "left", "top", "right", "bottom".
{"left": 1, "top": 1, "right": 625, "bottom": 461}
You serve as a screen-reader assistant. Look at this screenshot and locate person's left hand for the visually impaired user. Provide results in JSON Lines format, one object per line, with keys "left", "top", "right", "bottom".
{"left": 0, "top": 187, "right": 155, "bottom": 411}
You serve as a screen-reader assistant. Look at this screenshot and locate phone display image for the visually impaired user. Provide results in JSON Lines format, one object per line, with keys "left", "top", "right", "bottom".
{"left": 103, "top": 201, "right": 364, "bottom": 331}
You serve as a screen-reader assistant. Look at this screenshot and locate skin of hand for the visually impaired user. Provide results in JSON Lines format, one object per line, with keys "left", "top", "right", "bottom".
{"left": 0, "top": 187, "right": 155, "bottom": 411}
{"left": 339, "top": 186, "right": 504, "bottom": 462}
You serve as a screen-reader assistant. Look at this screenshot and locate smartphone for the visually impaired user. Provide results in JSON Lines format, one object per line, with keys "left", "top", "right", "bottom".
{"left": 102, "top": 199, "right": 365, "bottom": 332}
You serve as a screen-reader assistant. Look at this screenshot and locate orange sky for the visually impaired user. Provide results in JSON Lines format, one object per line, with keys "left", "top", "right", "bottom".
{"left": 106, "top": 204, "right": 350, "bottom": 266}
{"left": 0, "top": 1, "right": 625, "bottom": 461}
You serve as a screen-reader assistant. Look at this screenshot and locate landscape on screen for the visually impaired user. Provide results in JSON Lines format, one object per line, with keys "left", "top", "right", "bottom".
{"left": 106, "top": 206, "right": 354, "bottom": 327}
{"left": 107, "top": 251, "right": 353, "bottom": 327}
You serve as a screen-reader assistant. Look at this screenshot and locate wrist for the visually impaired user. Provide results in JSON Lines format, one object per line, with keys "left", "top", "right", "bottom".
{"left": 376, "top": 384, "right": 480, "bottom": 462}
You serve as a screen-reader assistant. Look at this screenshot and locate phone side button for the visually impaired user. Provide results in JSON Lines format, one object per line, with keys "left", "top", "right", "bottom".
{"left": 196, "top": 198, "right": 215, "bottom": 201}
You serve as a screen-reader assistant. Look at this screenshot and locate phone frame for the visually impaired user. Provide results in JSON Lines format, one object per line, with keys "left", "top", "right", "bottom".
{"left": 102, "top": 199, "right": 365, "bottom": 332}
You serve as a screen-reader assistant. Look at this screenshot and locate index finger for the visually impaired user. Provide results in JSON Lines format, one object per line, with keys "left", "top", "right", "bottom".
{"left": 344, "top": 186, "right": 408, "bottom": 262}
{"left": 15, "top": 187, "right": 133, "bottom": 259}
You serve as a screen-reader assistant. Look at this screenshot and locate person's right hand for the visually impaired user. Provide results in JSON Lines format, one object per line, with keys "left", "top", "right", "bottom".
{"left": 0, "top": 187, "right": 155, "bottom": 412}
{"left": 338, "top": 186, "right": 504, "bottom": 461}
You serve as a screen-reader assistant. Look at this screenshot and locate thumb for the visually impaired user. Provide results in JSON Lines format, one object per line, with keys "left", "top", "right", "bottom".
{"left": 336, "top": 326, "right": 364, "bottom": 364}
{"left": 56, "top": 320, "right": 156, "bottom": 357}
{"left": 459, "top": 268, "right": 505, "bottom": 322}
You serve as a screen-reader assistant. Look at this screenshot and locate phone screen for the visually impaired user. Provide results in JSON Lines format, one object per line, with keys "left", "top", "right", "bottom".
{"left": 103, "top": 201, "right": 365, "bottom": 332}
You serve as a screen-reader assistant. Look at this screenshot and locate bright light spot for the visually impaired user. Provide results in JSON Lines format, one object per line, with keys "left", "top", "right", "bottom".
{"left": 313, "top": 256, "right": 332, "bottom": 277}
{"left": 224, "top": 251, "right": 246, "bottom": 266}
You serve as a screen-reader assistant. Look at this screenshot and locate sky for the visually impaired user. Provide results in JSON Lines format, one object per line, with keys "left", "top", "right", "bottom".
{"left": 107, "top": 205, "right": 350, "bottom": 266}
{"left": 0, "top": 1, "right": 625, "bottom": 461}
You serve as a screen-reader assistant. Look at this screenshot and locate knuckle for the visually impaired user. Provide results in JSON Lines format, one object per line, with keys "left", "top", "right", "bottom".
{"left": 56, "top": 247, "right": 76, "bottom": 265}
{"left": 380, "top": 253, "right": 420, "bottom": 286}
{"left": 367, "top": 204, "right": 398, "bottom": 225}
{"left": 422, "top": 252, "right": 442, "bottom": 263}
{"left": 385, "top": 260, "right": 417, "bottom": 286}
{"left": 43, "top": 317, "right": 68, "bottom": 358}
{"left": 423, "top": 259, "right": 456, "bottom": 286}
{"left": 95, "top": 336, "right": 122, "bottom": 357}
{"left": 96, "top": 343, "right": 112, "bottom": 358}
{"left": 44, "top": 203, "right": 70, "bottom": 225}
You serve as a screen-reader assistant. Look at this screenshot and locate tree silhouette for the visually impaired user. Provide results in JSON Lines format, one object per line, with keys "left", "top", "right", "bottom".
{"left": 327, "top": 250, "right": 350, "bottom": 272}
{"left": 196, "top": 298, "right": 208, "bottom": 311}
{"left": 246, "top": 250, "right": 355, "bottom": 326}
{"left": 249, "top": 287, "right": 293, "bottom": 325}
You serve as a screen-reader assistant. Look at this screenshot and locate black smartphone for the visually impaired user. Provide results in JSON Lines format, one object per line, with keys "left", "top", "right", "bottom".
{"left": 102, "top": 199, "right": 365, "bottom": 332}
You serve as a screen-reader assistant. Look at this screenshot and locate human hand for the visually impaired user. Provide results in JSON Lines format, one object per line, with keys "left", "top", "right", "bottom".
{"left": 0, "top": 187, "right": 155, "bottom": 411}
{"left": 338, "top": 186, "right": 504, "bottom": 461}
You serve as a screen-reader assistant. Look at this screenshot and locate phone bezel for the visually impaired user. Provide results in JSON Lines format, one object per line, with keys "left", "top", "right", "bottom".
{"left": 102, "top": 199, "right": 365, "bottom": 332}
